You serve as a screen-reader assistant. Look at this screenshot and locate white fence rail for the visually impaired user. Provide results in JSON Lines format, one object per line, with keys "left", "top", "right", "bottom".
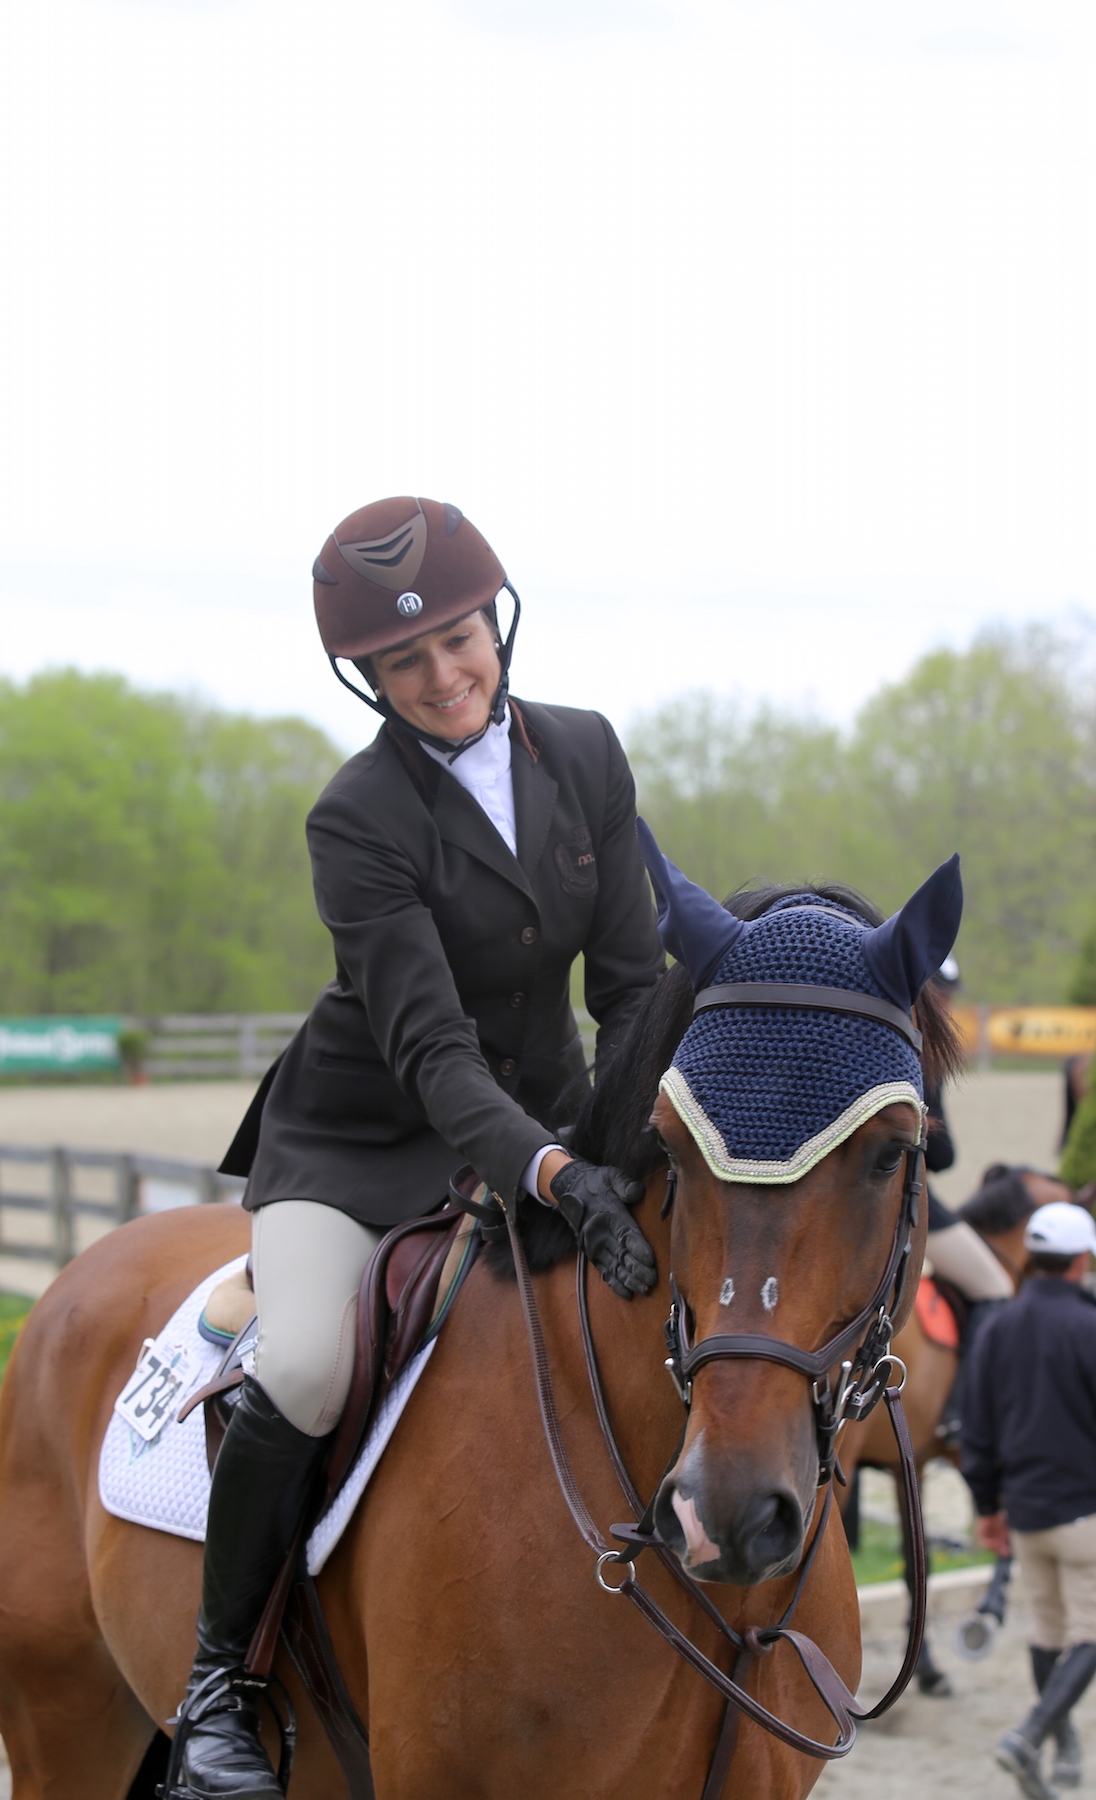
{"left": 144, "top": 1012, "right": 598, "bottom": 1077}
{"left": 144, "top": 1014, "right": 306, "bottom": 1079}
{"left": 0, "top": 1144, "right": 245, "bottom": 1273}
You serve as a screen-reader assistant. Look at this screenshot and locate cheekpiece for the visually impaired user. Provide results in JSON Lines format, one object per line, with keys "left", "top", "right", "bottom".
{"left": 636, "top": 822, "right": 962, "bottom": 1186}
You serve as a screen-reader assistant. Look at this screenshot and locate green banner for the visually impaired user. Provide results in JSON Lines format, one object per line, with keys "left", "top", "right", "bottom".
{"left": 0, "top": 1017, "right": 122, "bottom": 1073}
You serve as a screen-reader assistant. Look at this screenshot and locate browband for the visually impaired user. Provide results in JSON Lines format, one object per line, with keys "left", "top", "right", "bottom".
{"left": 692, "top": 982, "right": 923, "bottom": 1056}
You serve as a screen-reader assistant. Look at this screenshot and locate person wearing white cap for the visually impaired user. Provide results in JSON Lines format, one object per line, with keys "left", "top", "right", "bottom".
{"left": 963, "top": 1200, "right": 1096, "bottom": 1797}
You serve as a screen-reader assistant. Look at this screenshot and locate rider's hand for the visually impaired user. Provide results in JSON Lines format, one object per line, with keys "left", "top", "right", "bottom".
{"left": 547, "top": 1158, "right": 656, "bottom": 1299}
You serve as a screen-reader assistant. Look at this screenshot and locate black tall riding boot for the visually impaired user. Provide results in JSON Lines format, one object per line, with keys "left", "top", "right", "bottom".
{"left": 172, "top": 1378, "right": 328, "bottom": 1799}
{"left": 1030, "top": 1644, "right": 1083, "bottom": 1789}
{"left": 996, "top": 1641, "right": 1096, "bottom": 1800}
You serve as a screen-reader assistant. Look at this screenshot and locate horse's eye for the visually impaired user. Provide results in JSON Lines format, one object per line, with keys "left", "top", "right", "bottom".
{"left": 874, "top": 1146, "right": 905, "bottom": 1177}
{"left": 656, "top": 1135, "right": 677, "bottom": 1164}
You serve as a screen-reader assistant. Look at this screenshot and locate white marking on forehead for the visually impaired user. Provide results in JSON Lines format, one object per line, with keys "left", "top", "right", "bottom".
{"left": 761, "top": 1277, "right": 779, "bottom": 1313}
{"left": 719, "top": 1278, "right": 735, "bottom": 1307}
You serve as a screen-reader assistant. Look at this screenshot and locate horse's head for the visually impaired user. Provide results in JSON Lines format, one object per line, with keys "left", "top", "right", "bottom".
{"left": 633, "top": 824, "right": 963, "bottom": 1587}
{"left": 650, "top": 1090, "right": 923, "bottom": 1584}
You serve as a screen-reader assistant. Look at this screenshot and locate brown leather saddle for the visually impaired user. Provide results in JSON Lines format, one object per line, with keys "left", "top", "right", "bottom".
{"left": 182, "top": 1205, "right": 475, "bottom": 1483}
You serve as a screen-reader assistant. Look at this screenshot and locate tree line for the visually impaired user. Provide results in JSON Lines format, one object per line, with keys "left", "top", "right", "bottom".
{"left": 629, "top": 626, "right": 1096, "bottom": 1006}
{"left": 0, "top": 670, "right": 342, "bottom": 1016}
{"left": 0, "top": 627, "right": 1093, "bottom": 1017}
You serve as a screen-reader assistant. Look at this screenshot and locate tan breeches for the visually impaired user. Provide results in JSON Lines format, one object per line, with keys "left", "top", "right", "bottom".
{"left": 251, "top": 1200, "right": 384, "bottom": 1437}
{"left": 925, "top": 1219, "right": 1013, "bottom": 1301}
{"left": 1013, "top": 1514, "right": 1096, "bottom": 1648}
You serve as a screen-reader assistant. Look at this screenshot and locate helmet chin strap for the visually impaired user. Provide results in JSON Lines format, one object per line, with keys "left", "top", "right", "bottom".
{"left": 328, "top": 582, "right": 522, "bottom": 764}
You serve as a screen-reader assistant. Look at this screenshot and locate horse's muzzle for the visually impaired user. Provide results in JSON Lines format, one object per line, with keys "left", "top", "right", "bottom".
{"left": 653, "top": 1441, "right": 808, "bottom": 1585}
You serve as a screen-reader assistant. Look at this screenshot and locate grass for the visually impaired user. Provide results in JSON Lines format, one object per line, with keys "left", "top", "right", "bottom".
{"left": 0, "top": 1294, "right": 33, "bottom": 1382}
{"left": 850, "top": 1515, "right": 995, "bottom": 1586}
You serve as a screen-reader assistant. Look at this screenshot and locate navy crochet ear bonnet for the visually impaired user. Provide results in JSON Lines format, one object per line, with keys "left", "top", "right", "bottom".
{"left": 637, "top": 822, "right": 962, "bottom": 1185}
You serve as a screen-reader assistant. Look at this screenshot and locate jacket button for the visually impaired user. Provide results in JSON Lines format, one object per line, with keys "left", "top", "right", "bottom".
{"left": 499, "top": 1058, "right": 517, "bottom": 1076}
{"left": 508, "top": 992, "right": 526, "bottom": 1009}
{"left": 520, "top": 926, "right": 538, "bottom": 945}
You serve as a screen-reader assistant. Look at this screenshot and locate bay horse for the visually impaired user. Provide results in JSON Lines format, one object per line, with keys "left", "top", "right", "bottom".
{"left": 838, "top": 1164, "right": 1071, "bottom": 1694}
{"left": 0, "top": 875, "right": 960, "bottom": 1800}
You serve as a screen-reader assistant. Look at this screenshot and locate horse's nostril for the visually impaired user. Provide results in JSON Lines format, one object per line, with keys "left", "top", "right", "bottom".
{"left": 654, "top": 1475, "right": 805, "bottom": 1584}
{"left": 749, "top": 1490, "right": 802, "bottom": 1563}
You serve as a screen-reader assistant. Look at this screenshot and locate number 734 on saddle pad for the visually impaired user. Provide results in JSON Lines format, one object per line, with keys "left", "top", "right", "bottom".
{"left": 114, "top": 1340, "right": 195, "bottom": 1443}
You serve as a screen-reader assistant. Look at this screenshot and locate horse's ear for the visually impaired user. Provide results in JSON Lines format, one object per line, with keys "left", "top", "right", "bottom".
{"left": 636, "top": 818, "right": 746, "bottom": 989}
{"left": 861, "top": 854, "right": 963, "bottom": 1010}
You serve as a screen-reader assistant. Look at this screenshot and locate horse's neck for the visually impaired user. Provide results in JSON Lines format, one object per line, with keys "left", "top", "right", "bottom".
{"left": 579, "top": 1179, "right": 685, "bottom": 1502}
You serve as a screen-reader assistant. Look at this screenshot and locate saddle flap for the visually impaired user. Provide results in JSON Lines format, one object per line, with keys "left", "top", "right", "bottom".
{"left": 914, "top": 1275, "right": 961, "bottom": 1350}
{"left": 324, "top": 1209, "right": 468, "bottom": 1505}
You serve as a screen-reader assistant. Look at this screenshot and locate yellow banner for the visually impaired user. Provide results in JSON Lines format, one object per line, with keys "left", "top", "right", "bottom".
{"left": 987, "top": 1008, "right": 1096, "bottom": 1058}
{"left": 947, "top": 1005, "right": 1096, "bottom": 1059}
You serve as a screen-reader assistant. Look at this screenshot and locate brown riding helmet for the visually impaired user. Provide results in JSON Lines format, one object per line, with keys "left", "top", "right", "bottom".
{"left": 312, "top": 496, "right": 507, "bottom": 661}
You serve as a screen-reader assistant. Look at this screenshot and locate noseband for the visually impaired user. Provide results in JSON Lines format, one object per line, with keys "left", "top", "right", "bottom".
{"left": 663, "top": 1138, "right": 924, "bottom": 1485}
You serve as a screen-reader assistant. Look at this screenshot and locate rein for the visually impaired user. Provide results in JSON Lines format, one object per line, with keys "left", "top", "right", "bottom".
{"left": 498, "top": 1138, "right": 928, "bottom": 1775}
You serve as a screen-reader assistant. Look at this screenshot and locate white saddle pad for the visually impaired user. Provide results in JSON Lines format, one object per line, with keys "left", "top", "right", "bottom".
{"left": 98, "top": 1255, "right": 435, "bottom": 1576}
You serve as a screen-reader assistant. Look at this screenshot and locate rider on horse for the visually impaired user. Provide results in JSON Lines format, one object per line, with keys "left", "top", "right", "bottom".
{"left": 172, "top": 498, "right": 665, "bottom": 1799}
{"left": 921, "top": 958, "right": 1013, "bottom": 1376}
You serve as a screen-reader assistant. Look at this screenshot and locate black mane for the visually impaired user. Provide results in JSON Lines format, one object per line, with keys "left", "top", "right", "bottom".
{"left": 485, "top": 878, "right": 961, "bottom": 1279}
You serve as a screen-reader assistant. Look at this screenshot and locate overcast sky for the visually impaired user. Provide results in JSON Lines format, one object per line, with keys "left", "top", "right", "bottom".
{"left": 2, "top": 0, "right": 1094, "bottom": 748}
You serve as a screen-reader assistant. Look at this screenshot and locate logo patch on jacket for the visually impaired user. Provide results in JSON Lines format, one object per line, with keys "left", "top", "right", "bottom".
{"left": 554, "top": 825, "right": 598, "bottom": 897}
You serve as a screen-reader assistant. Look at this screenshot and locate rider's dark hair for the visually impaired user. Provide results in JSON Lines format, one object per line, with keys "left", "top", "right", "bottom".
{"left": 568, "top": 879, "right": 963, "bottom": 1181}
{"left": 957, "top": 1167, "right": 1036, "bottom": 1237}
{"left": 1029, "top": 1251, "right": 1076, "bottom": 1276}
{"left": 354, "top": 605, "right": 500, "bottom": 692}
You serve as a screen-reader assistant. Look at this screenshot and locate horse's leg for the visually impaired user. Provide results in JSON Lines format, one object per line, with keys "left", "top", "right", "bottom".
{"left": 0, "top": 1207, "right": 252, "bottom": 1799}
{"left": 899, "top": 1466, "right": 952, "bottom": 1699}
{"left": 0, "top": 1359, "right": 158, "bottom": 1797}
{"left": 839, "top": 1463, "right": 862, "bottom": 1551}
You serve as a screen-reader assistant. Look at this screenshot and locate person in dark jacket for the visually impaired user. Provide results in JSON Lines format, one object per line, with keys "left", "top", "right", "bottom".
{"left": 963, "top": 1200, "right": 1096, "bottom": 1798}
{"left": 174, "top": 497, "right": 665, "bottom": 1799}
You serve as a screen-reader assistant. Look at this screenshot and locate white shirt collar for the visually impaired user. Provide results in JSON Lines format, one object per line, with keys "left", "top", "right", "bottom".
{"left": 419, "top": 705, "right": 512, "bottom": 782}
{"left": 419, "top": 706, "right": 517, "bottom": 855}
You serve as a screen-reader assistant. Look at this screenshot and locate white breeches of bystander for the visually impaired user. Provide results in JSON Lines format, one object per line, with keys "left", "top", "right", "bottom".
{"left": 1013, "top": 1514, "right": 1096, "bottom": 1648}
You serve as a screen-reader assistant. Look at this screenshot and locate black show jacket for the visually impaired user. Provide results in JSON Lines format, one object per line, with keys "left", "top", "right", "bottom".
{"left": 232, "top": 700, "right": 663, "bottom": 1228}
{"left": 962, "top": 1276, "right": 1096, "bottom": 1533}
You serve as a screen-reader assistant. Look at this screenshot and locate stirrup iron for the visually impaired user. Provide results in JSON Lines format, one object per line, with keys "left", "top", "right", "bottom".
{"left": 157, "top": 1667, "right": 297, "bottom": 1800}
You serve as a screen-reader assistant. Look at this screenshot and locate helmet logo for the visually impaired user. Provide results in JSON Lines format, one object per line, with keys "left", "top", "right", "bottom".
{"left": 397, "top": 592, "right": 424, "bottom": 617}
{"left": 337, "top": 507, "right": 428, "bottom": 592}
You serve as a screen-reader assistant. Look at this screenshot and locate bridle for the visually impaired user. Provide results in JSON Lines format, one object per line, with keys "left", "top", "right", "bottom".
{"left": 460, "top": 975, "right": 932, "bottom": 1781}
{"left": 662, "top": 1137, "right": 924, "bottom": 1487}
{"left": 661, "top": 978, "right": 925, "bottom": 1487}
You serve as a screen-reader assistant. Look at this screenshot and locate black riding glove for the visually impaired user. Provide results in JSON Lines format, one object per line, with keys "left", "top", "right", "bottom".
{"left": 548, "top": 1158, "right": 656, "bottom": 1299}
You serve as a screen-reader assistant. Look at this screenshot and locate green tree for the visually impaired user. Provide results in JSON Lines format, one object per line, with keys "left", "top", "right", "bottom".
{"left": 847, "top": 629, "right": 1096, "bottom": 1001}
{"left": 1061, "top": 1056, "right": 1096, "bottom": 1189}
{"left": 1067, "top": 921, "right": 1096, "bottom": 1005}
{"left": 629, "top": 627, "right": 1096, "bottom": 1003}
{"left": 0, "top": 670, "right": 342, "bottom": 1015}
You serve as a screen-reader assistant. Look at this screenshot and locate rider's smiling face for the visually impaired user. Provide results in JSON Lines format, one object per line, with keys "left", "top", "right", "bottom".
{"left": 372, "top": 610, "right": 501, "bottom": 741}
